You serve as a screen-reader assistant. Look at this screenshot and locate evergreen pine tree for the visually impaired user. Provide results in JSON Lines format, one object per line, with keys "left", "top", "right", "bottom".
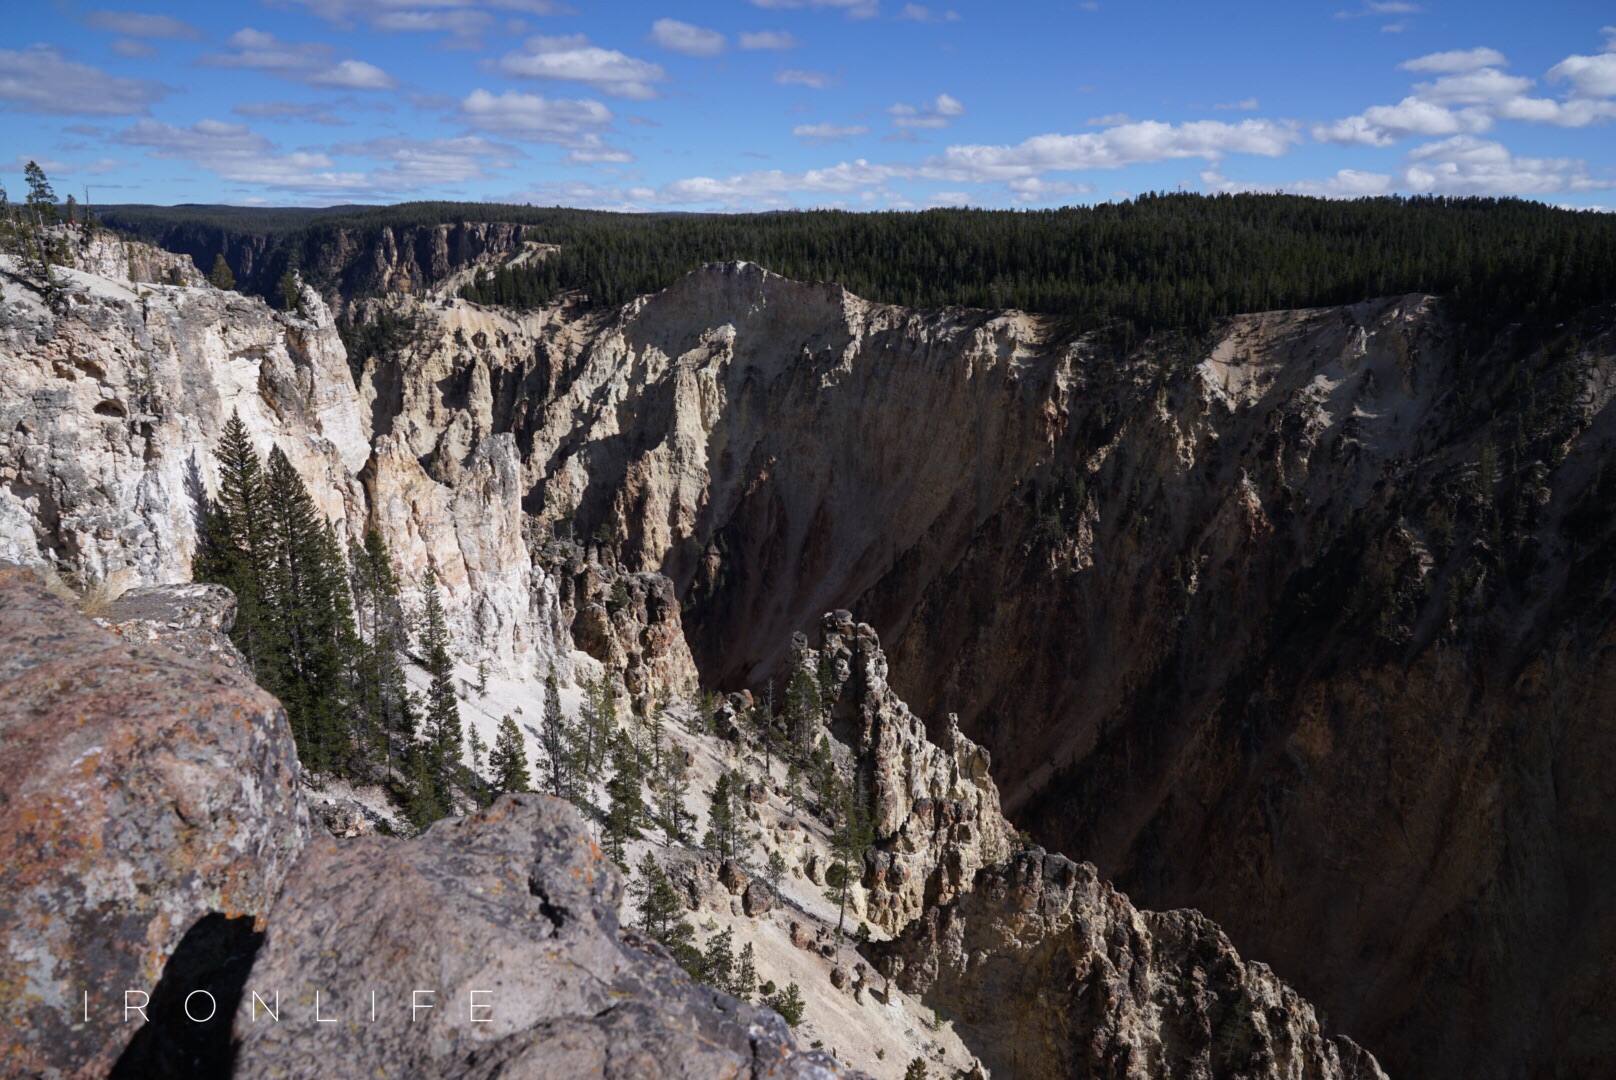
{"left": 784, "top": 664, "right": 821, "bottom": 752}
{"left": 828, "top": 769, "right": 875, "bottom": 940}
{"left": 603, "top": 731, "right": 645, "bottom": 867}
{"left": 700, "top": 926, "right": 735, "bottom": 994}
{"left": 539, "top": 667, "right": 575, "bottom": 799}
{"left": 419, "top": 569, "right": 464, "bottom": 800}
{"left": 703, "top": 770, "right": 746, "bottom": 861}
{"left": 208, "top": 253, "right": 235, "bottom": 290}
{"left": 489, "top": 715, "right": 531, "bottom": 794}
{"left": 260, "top": 446, "right": 358, "bottom": 772}
{"left": 904, "top": 1057, "right": 928, "bottom": 1080}
{"left": 347, "top": 527, "right": 413, "bottom": 776}
{"left": 195, "top": 411, "right": 276, "bottom": 674}
{"left": 763, "top": 981, "right": 804, "bottom": 1027}
{"left": 733, "top": 941, "right": 758, "bottom": 1003}
{"left": 632, "top": 854, "right": 699, "bottom": 973}
{"left": 657, "top": 740, "right": 691, "bottom": 843}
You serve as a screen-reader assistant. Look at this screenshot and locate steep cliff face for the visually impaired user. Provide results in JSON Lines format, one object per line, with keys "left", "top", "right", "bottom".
{"left": 0, "top": 254, "right": 570, "bottom": 679}
{"left": 877, "top": 848, "right": 1387, "bottom": 1080}
{"left": 357, "top": 261, "right": 1616, "bottom": 1078}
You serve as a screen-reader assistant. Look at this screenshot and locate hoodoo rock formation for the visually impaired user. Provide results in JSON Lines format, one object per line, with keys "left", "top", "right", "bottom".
{"left": 877, "top": 849, "right": 1388, "bottom": 1080}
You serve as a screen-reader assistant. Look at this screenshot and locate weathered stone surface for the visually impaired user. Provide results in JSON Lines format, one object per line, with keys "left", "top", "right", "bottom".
{"left": 878, "top": 848, "right": 1387, "bottom": 1080}
{"left": 543, "top": 538, "right": 698, "bottom": 709}
{"left": 743, "top": 879, "right": 775, "bottom": 918}
{"left": 0, "top": 563, "right": 309, "bottom": 1078}
{"left": 798, "top": 613, "right": 1010, "bottom": 933}
{"left": 0, "top": 254, "right": 571, "bottom": 681}
{"left": 95, "top": 581, "right": 250, "bottom": 674}
{"left": 233, "top": 794, "right": 852, "bottom": 1079}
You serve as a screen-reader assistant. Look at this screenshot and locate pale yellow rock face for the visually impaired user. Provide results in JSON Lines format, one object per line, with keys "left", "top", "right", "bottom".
{"left": 0, "top": 254, "right": 571, "bottom": 679}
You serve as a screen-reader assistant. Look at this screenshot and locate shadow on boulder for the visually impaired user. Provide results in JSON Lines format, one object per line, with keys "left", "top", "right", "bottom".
{"left": 110, "top": 913, "right": 264, "bottom": 1080}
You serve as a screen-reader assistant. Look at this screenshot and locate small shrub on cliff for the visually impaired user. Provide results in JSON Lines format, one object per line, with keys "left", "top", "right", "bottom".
{"left": 762, "top": 981, "right": 804, "bottom": 1027}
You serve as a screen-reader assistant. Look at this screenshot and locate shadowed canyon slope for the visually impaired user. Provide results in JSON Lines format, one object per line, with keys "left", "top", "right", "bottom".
{"left": 357, "top": 260, "right": 1616, "bottom": 1079}
{"left": 6, "top": 239, "right": 1616, "bottom": 1077}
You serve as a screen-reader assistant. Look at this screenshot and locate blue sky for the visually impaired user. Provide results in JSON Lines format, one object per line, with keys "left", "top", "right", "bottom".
{"left": 2, "top": 1, "right": 1613, "bottom": 209}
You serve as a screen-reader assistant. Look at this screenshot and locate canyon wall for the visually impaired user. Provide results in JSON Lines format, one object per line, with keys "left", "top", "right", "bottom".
{"left": 0, "top": 252, "right": 570, "bottom": 680}
{"left": 356, "top": 260, "right": 1616, "bottom": 1078}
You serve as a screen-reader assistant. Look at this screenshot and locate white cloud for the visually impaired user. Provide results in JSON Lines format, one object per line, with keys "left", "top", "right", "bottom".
{"left": 1007, "top": 177, "right": 1094, "bottom": 203}
{"left": 793, "top": 122, "right": 870, "bottom": 142}
{"left": 1085, "top": 112, "right": 1131, "bottom": 126}
{"left": 1317, "top": 40, "right": 1616, "bottom": 146}
{"left": 115, "top": 118, "right": 366, "bottom": 191}
{"left": 1400, "top": 47, "right": 1506, "bottom": 73}
{"left": 285, "top": 0, "right": 573, "bottom": 28}
{"left": 202, "top": 29, "right": 397, "bottom": 90}
{"left": 748, "top": 0, "right": 879, "bottom": 16}
{"left": 775, "top": 68, "right": 836, "bottom": 89}
{"left": 0, "top": 45, "right": 170, "bottom": 116}
{"left": 1549, "top": 52, "right": 1616, "bottom": 98}
{"left": 10, "top": 153, "right": 120, "bottom": 176}
{"left": 1404, "top": 134, "right": 1611, "bottom": 195}
{"left": 495, "top": 34, "right": 666, "bottom": 99}
{"left": 898, "top": 4, "right": 960, "bottom": 22}
{"left": 739, "top": 31, "right": 800, "bottom": 49}
{"left": 931, "top": 119, "right": 1301, "bottom": 182}
{"left": 457, "top": 88, "right": 615, "bottom": 148}
{"left": 1213, "top": 97, "right": 1261, "bottom": 110}
{"left": 329, "top": 134, "right": 518, "bottom": 187}
{"left": 85, "top": 11, "right": 201, "bottom": 39}
{"left": 648, "top": 19, "right": 726, "bottom": 57}
{"left": 888, "top": 92, "right": 964, "bottom": 129}
{"left": 1315, "top": 97, "right": 1490, "bottom": 145}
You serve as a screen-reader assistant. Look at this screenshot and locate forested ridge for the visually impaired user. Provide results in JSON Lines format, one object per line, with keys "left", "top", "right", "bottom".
{"left": 97, "top": 193, "right": 1616, "bottom": 337}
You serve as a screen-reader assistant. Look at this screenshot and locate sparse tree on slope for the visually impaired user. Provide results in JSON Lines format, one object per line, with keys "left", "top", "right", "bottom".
{"left": 489, "top": 715, "right": 531, "bottom": 795}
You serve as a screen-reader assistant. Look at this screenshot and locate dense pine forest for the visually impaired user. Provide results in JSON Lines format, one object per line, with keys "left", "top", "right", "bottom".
{"left": 98, "top": 194, "right": 1616, "bottom": 339}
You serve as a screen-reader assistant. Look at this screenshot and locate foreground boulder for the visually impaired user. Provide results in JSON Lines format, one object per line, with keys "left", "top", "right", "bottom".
{"left": 232, "top": 795, "right": 844, "bottom": 1079}
{"left": 0, "top": 564, "right": 309, "bottom": 1077}
{"left": 878, "top": 848, "right": 1387, "bottom": 1080}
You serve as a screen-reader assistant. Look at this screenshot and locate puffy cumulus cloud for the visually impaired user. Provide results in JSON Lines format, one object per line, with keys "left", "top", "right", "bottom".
{"left": 84, "top": 11, "right": 201, "bottom": 39}
{"left": 1549, "top": 52, "right": 1616, "bottom": 98}
{"left": 898, "top": 4, "right": 960, "bottom": 22}
{"left": 748, "top": 0, "right": 879, "bottom": 17}
{"left": 739, "top": 30, "right": 799, "bottom": 49}
{"left": 1315, "top": 97, "right": 1490, "bottom": 145}
{"left": 888, "top": 92, "right": 964, "bottom": 129}
{"left": 1400, "top": 47, "right": 1506, "bottom": 73}
{"left": 494, "top": 34, "right": 666, "bottom": 99}
{"left": 793, "top": 121, "right": 870, "bottom": 142}
{"left": 775, "top": 68, "right": 836, "bottom": 89}
{"left": 0, "top": 46, "right": 171, "bottom": 116}
{"left": 931, "top": 119, "right": 1300, "bottom": 182}
{"left": 1239, "top": 135, "right": 1610, "bottom": 200}
{"left": 1318, "top": 38, "right": 1616, "bottom": 146}
{"left": 457, "top": 88, "right": 615, "bottom": 150}
{"left": 648, "top": 18, "right": 726, "bottom": 57}
{"left": 202, "top": 29, "right": 396, "bottom": 90}
{"left": 1404, "top": 134, "right": 1611, "bottom": 195}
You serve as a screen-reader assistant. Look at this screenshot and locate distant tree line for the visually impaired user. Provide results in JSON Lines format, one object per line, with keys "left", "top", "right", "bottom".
{"left": 97, "top": 194, "right": 1616, "bottom": 341}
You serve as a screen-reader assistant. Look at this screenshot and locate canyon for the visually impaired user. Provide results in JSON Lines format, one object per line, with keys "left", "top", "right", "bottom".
{"left": 4, "top": 229, "right": 1615, "bottom": 1077}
